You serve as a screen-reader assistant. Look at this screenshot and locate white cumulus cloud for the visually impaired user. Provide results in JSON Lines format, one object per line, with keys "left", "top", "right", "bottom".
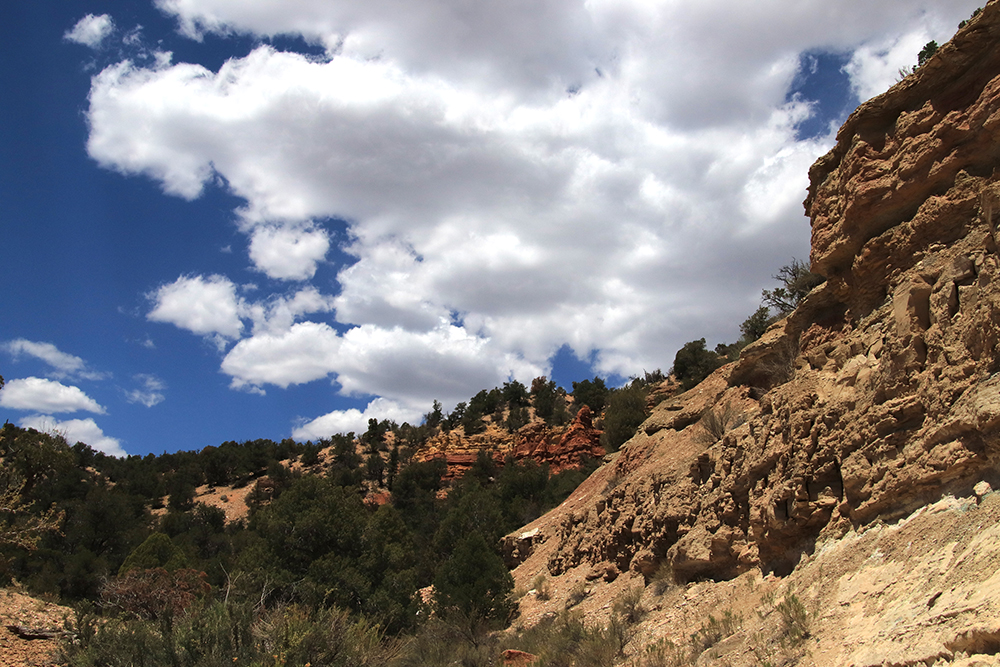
{"left": 293, "top": 397, "right": 421, "bottom": 441}
{"left": 64, "top": 14, "right": 114, "bottom": 48}
{"left": 248, "top": 223, "right": 331, "bottom": 281}
{"left": 221, "top": 321, "right": 342, "bottom": 391}
{"left": 0, "top": 377, "right": 106, "bottom": 414}
{"left": 147, "top": 274, "right": 245, "bottom": 339}
{"left": 20, "top": 415, "right": 126, "bottom": 458}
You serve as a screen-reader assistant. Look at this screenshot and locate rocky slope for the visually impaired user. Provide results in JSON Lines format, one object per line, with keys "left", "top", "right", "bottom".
{"left": 506, "top": 3, "right": 1000, "bottom": 664}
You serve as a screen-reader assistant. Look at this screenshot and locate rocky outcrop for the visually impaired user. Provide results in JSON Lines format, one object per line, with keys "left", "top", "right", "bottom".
{"left": 510, "top": 0, "right": 1000, "bottom": 604}
{"left": 414, "top": 407, "right": 604, "bottom": 483}
{"left": 512, "top": 406, "right": 605, "bottom": 473}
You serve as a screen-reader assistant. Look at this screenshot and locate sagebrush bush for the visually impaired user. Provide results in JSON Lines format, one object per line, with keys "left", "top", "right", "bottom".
{"left": 566, "top": 580, "right": 588, "bottom": 607}
{"left": 62, "top": 599, "right": 397, "bottom": 667}
{"left": 699, "top": 402, "right": 745, "bottom": 443}
{"left": 650, "top": 562, "right": 674, "bottom": 596}
{"left": 690, "top": 609, "right": 741, "bottom": 655}
{"left": 613, "top": 586, "right": 646, "bottom": 626}
{"left": 531, "top": 574, "right": 551, "bottom": 600}
{"left": 777, "top": 593, "right": 810, "bottom": 645}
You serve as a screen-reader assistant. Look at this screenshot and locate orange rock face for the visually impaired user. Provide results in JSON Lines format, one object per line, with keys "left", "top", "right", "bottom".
{"left": 500, "top": 649, "right": 538, "bottom": 667}
{"left": 512, "top": 406, "right": 605, "bottom": 474}
{"left": 414, "top": 407, "right": 605, "bottom": 483}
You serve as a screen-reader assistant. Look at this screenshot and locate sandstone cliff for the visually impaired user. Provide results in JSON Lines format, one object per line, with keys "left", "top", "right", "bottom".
{"left": 413, "top": 405, "right": 605, "bottom": 482}
{"left": 506, "top": 4, "right": 1000, "bottom": 664}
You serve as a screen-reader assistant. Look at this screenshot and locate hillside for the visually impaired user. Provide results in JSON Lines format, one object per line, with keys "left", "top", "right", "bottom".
{"left": 504, "top": 2, "right": 1000, "bottom": 664}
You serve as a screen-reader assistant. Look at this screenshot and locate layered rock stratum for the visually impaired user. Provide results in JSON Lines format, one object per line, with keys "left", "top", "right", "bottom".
{"left": 506, "top": 4, "right": 1000, "bottom": 664}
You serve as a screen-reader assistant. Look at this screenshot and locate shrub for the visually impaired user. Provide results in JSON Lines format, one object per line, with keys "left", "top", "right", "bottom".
{"left": 699, "top": 402, "right": 745, "bottom": 443}
{"left": 650, "top": 562, "right": 674, "bottom": 596}
{"left": 777, "top": 593, "right": 810, "bottom": 645}
{"left": 118, "top": 533, "right": 187, "bottom": 575}
{"left": 64, "top": 599, "right": 396, "bottom": 667}
{"left": 739, "top": 306, "right": 772, "bottom": 345}
{"left": 530, "top": 574, "right": 551, "bottom": 600}
{"left": 691, "top": 610, "right": 741, "bottom": 655}
{"left": 672, "top": 339, "right": 723, "bottom": 390}
{"left": 100, "top": 568, "right": 209, "bottom": 623}
{"left": 917, "top": 40, "right": 938, "bottom": 67}
{"left": 566, "top": 580, "right": 587, "bottom": 607}
{"left": 613, "top": 586, "right": 646, "bottom": 626}
{"left": 571, "top": 377, "right": 609, "bottom": 413}
{"left": 601, "top": 384, "right": 648, "bottom": 452}
{"left": 761, "top": 259, "right": 824, "bottom": 316}
{"left": 634, "top": 638, "right": 687, "bottom": 667}
{"left": 433, "top": 532, "right": 515, "bottom": 625}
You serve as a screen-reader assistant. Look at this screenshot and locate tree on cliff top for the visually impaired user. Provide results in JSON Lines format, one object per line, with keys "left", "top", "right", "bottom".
{"left": 761, "top": 258, "right": 825, "bottom": 315}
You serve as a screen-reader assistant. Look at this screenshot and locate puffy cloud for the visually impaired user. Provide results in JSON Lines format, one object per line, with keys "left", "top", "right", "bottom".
{"left": 292, "top": 397, "right": 421, "bottom": 441}
{"left": 0, "top": 377, "right": 106, "bottom": 414}
{"left": 147, "top": 274, "right": 245, "bottom": 339}
{"left": 64, "top": 14, "right": 114, "bottom": 48}
{"left": 3, "top": 339, "right": 107, "bottom": 380}
{"left": 20, "top": 415, "right": 126, "bottom": 458}
{"left": 843, "top": 31, "right": 932, "bottom": 101}
{"left": 125, "top": 374, "right": 166, "bottom": 408}
{"left": 155, "top": 0, "right": 606, "bottom": 93}
{"left": 247, "top": 287, "right": 337, "bottom": 334}
{"left": 332, "top": 323, "right": 543, "bottom": 407}
{"left": 88, "top": 0, "right": 983, "bottom": 430}
{"left": 221, "top": 321, "right": 342, "bottom": 391}
{"left": 248, "top": 223, "right": 330, "bottom": 281}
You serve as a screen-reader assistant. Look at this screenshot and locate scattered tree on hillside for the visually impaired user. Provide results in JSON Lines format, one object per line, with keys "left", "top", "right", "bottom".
{"left": 959, "top": 7, "right": 983, "bottom": 30}
{"left": 918, "top": 40, "right": 939, "bottom": 67}
{"left": 572, "top": 376, "right": 609, "bottom": 413}
{"left": 600, "top": 382, "right": 648, "bottom": 452}
{"left": 0, "top": 477, "right": 63, "bottom": 556}
{"left": 432, "top": 532, "right": 514, "bottom": 626}
{"left": 502, "top": 380, "right": 530, "bottom": 407}
{"left": 672, "top": 338, "right": 724, "bottom": 390}
{"left": 761, "top": 258, "right": 825, "bottom": 315}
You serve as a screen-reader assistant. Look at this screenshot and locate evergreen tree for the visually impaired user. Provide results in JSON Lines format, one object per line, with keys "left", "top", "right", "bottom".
{"left": 672, "top": 338, "right": 723, "bottom": 390}
{"left": 433, "top": 532, "right": 514, "bottom": 625}
{"left": 571, "top": 377, "right": 609, "bottom": 413}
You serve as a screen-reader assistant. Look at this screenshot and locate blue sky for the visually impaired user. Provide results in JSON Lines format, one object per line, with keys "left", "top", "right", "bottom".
{"left": 0, "top": 1, "right": 981, "bottom": 457}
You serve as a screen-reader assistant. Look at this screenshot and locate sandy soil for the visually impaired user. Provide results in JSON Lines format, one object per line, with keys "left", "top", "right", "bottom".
{"left": 0, "top": 588, "right": 72, "bottom": 667}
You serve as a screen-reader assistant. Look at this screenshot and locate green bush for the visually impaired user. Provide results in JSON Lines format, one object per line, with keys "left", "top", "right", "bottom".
{"left": 777, "top": 593, "right": 810, "bottom": 645}
{"left": 433, "top": 532, "right": 514, "bottom": 626}
{"left": 690, "top": 609, "right": 741, "bottom": 655}
{"left": 600, "top": 383, "right": 648, "bottom": 452}
{"left": 917, "top": 40, "right": 939, "bottom": 67}
{"left": 672, "top": 339, "right": 723, "bottom": 391}
{"left": 64, "top": 599, "right": 395, "bottom": 667}
{"left": 761, "top": 259, "right": 824, "bottom": 316}
{"left": 571, "top": 377, "right": 609, "bottom": 413}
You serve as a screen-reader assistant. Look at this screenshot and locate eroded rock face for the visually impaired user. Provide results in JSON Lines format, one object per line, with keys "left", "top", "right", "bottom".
{"left": 513, "top": 406, "right": 605, "bottom": 473}
{"left": 414, "top": 407, "right": 604, "bottom": 483}
{"left": 518, "top": 2, "right": 1000, "bottom": 589}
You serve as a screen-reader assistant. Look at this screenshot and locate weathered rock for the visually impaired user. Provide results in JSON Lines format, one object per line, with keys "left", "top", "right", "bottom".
{"left": 414, "top": 407, "right": 604, "bottom": 484}
{"left": 500, "top": 649, "right": 538, "bottom": 667}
